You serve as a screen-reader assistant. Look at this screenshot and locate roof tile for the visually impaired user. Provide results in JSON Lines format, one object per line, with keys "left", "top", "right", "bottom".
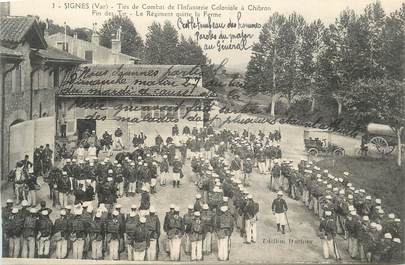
{"left": 0, "top": 16, "right": 36, "bottom": 43}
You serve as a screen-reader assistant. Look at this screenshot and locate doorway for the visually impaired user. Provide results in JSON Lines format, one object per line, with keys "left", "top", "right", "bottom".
{"left": 77, "top": 119, "right": 96, "bottom": 141}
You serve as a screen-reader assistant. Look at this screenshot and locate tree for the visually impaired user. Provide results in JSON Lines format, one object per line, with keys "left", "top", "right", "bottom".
{"left": 144, "top": 22, "right": 165, "bottom": 64}
{"left": 382, "top": 4, "right": 405, "bottom": 80}
{"left": 99, "top": 15, "right": 144, "bottom": 59}
{"left": 358, "top": 1, "right": 386, "bottom": 79}
{"left": 344, "top": 79, "right": 405, "bottom": 166}
{"left": 276, "top": 12, "right": 307, "bottom": 109}
{"left": 301, "top": 20, "right": 325, "bottom": 112}
{"left": 177, "top": 35, "right": 207, "bottom": 65}
{"left": 161, "top": 21, "right": 179, "bottom": 64}
{"left": 318, "top": 8, "right": 361, "bottom": 117}
{"left": 244, "top": 13, "right": 287, "bottom": 116}
{"left": 36, "top": 17, "right": 91, "bottom": 41}
{"left": 144, "top": 21, "right": 180, "bottom": 64}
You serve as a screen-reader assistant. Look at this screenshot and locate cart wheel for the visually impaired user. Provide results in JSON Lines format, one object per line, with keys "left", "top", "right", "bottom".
{"left": 333, "top": 149, "right": 345, "bottom": 157}
{"left": 369, "top": 137, "right": 394, "bottom": 154}
{"left": 308, "top": 148, "right": 318, "bottom": 157}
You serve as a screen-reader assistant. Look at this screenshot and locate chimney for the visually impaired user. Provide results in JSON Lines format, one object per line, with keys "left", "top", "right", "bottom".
{"left": 111, "top": 26, "right": 122, "bottom": 54}
{"left": 91, "top": 32, "right": 100, "bottom": 45}
{"left": 0, "top": 2, "right": 10, "bottom": 17}
{"left": 91, "top": 22, "right": 100, "bottom": 45}
{"left": 44, "top": 19, "right": 49, "bottom": 38}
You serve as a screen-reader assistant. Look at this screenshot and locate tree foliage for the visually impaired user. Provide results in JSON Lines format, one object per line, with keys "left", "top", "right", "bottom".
{"left": 99, "top": 15, "right": 144, "bottom": 59}
{"left": 246, "top": 1, "right": 404, "bottom": 117}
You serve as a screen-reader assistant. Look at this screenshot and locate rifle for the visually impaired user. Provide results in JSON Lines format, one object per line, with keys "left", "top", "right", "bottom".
{"left": 284, "top": 212, "right": 291, "bottom": 232}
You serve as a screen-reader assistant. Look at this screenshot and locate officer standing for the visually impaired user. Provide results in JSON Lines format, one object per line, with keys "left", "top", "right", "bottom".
{"left": 319, "top": 210, "right": 340, "bottom": 260}
{"left": 216, "top": 205, "right": 234, "bottom": 261}
{"left": 106, "top": 210, "right": 121, "bottom": 260}
{"left": 146, "top": 206, "right": 160, "bottom": 261}
{"left": 160, "top": 155, "right": 169, "bottom": 186}
{"left": 201, "top": 204, "right": 214, "bottom": 255}
{"left": 21, "top": 208, "right": 38, "bottom": 258}
{"left": 172, "top": 156, "right": 183, "bottom": 188}
{"left": 168, "top": 207, "right": 183, "bottom": 261}
{"left": 271, "top": 162, "right": 281, "bottom": 191}
{"left": 57, "top": 171, "right": 71, "bottom": 208}
{"left": 184, "top": 205, "right": 194, "bottom": 255}
{"left": 190, "top": 211, "right": 205, "bottom": 261}
{"left": 125, "top": 210, "right": 139, "bottom": 261}
{"left": 71, "top": 208, "right": 86, "bottom": 259}
{"left": 243, "top": 194, "right": 259, "bottom": 244}
{"left": 271, "top": 191, "right": 288, "bottom": 234}
{"left": 133, "top": 216, "right": 149, "bottom": 261}
{"left": 163, "top": 205, "right": 175, "bottom": 255}
{"left": 37, "top": 210, "right": 53, "bottom": 258}
{"left": 89, "top": 211, "right": 104, "bottom": 260}
{"left": 243, "top": 158, "right": 252, "bottom": 186}
{"left": 53, "top": 209, "right": 70, "bottom": 259}
{"left": 5, "top": 208, "right": 24, "bottom": 258}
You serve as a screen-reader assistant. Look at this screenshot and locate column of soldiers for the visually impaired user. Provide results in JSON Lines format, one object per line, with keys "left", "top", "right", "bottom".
{"left": 2, "top": 127, "right": 268, "bottom": 261}
{"left": 2, "top": 198, "right": 163, "bottom": 260}
{"left": 268, "top": 159, "right": 403, "bottom": 263}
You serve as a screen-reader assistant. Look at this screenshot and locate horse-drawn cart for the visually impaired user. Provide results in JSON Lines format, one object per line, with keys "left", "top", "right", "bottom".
{"left": 363, "top": 123, "right": 405, "bottom": 155}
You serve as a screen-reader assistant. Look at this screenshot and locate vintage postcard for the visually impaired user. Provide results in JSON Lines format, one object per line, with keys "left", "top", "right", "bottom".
{"left": 0, "top": 0, "right": 404, "bottom": 263}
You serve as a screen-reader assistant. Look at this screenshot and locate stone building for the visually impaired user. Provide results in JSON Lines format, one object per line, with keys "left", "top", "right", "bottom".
{"left": 46, "top": 31, "right": 140, "bottom": 64}
{"left": 56, "top": 64, "right": 215, "bottom": 147}
{"left": 0, "top": 15, "right": 84, "bottom": 177}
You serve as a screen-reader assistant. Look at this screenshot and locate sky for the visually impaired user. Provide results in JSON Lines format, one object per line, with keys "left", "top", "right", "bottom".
{"left": 9, "top": 0, "right": 404, "bottom": 71}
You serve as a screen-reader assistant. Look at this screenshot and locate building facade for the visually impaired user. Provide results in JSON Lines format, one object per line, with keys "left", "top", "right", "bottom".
{"left": 0, "top": 15, "right": 84, "bottom": 177}
{"left": 56, "top": 64, "right": 215, "bottom": 147}
{"left": 46, "top": 31, "right": 140, "bottom": 65}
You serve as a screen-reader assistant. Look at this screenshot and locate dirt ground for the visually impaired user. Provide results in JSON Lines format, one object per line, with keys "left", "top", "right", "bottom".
{"left": 1, "top": 119, "right": 363, "bottom": 263}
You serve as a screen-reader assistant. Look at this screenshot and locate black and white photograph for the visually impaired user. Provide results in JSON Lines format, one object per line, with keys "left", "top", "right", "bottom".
{"left": 0, "top": 0, "right": 404, "bottom": 263}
